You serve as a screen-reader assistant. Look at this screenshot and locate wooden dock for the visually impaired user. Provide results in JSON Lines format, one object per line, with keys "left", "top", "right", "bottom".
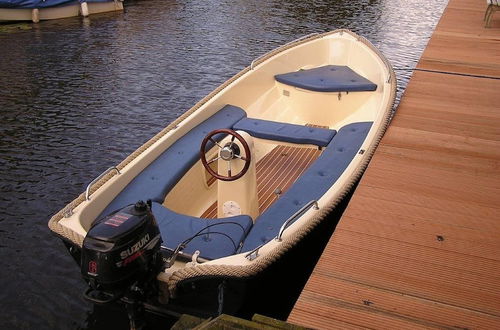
{"left": 288, "top": 0, "right": 500, "bottom": 328}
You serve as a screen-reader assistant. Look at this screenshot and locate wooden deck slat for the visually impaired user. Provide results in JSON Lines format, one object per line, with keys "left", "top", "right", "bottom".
{"left": 301, "top": 276, "right": 500, "bottom": 329}
{"left": 337, "top": 216, "right": 500, "bottom": 259}
{"left": 376, "top": 144, "right": 499, "bottom": 178}
{"left": 392, "top": 112, "right": 500, "bottom": 141}
{"left": 354, "top": 184, "right": 499, "bottom": 225}
{"left": 369, "top": 151, "right": 500, "bottom": 188}
{"left": 329, "top": 230, "right": 500, "bottom": 277}
{"left": 382, "top": 125, "right": 500, "bottom": 160}
{"left": 202, "top": 202, "right": 217, "bottom": 219}
{"left": 200, "top": 145, "right": 320, "bottom": 218}
{"left": 292, "top": 290, "right": 441, "bottom": 330}
{"left": 258, "top": 146, "right": 303, "bottom": 211}
{"left": 258, "top": 147, "right": 319, "bottom": 212}
{"left": 289, "top": 0, "right": 500, "bottom": 328}
{"left": 361, "top": 166, "right": 500, "bottom": 209}
{"left": 340, "top": 199, "right": 500, "bottom": 242}
{"left": 314, "top": 246, "right": 500, "bottom": 316}
{"left": 418, "top": 2, "right": 500, "bottom": 77}
{"left": 286, "top": 304, "right": 369, "bottom": 330}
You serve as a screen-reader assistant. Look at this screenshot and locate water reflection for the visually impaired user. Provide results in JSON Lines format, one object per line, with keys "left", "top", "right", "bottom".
{"left": 0, "top": 0, "right": 446, "bottom": 328}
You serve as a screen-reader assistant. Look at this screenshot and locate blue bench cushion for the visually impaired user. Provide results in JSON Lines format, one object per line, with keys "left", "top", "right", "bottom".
{"left": 241, "top": 122, "right": 373, "bottom": 252}
{"left": 99, "top": 105, "right": 247, "bottom": 218}
{"left": 152, "top": 203, "right": 253, "bottom": 260}
{"left": 233, "top": 118, "right": 336, "bottom": 147}
{"left": 275, "top": 65, "right": 377, "bottom": 92}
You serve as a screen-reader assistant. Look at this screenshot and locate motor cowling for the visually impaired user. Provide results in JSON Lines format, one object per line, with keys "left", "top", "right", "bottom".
{"left": 81, "top": 200, "right": 163, "bottom": 292}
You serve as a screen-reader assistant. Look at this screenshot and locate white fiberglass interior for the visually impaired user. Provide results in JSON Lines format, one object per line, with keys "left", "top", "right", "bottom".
{"left": 162, "top": 34, "right": 387, "bottom": 220}
{"left": 65, "top": 32, "right": 389, "bottom": 235}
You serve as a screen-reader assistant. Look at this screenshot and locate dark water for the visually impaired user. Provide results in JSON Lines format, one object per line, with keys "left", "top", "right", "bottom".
{"left": 0, "top": 0, "right": 447, "bottom": 328}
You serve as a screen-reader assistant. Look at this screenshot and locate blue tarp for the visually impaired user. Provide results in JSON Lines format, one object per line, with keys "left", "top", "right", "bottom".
{"left": 0, "top": 0, "right": 114, "bottom": 9}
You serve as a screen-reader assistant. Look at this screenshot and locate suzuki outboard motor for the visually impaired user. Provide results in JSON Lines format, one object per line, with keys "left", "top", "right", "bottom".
{"left": 81, "top": 200, "right": 163, "bottom": 328}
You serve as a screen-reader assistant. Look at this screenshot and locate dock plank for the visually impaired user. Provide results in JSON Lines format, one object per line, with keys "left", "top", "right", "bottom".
{"left": 288, "top": 0, "right": 500, "bottom": 328}
{"left": 314, "top": 245, "right": 500, "bottom": 316}
{"left": 300, "top": 276, "right": 500, "bottom": 329}
{"left": 292, "top": 290, "right": 442, "bottom": 330}
{"left": 330, "top": 230, "right": 500, "bottom": 277}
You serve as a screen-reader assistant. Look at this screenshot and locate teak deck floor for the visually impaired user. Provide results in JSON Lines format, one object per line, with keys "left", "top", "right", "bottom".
{"left": 288, "top": 0, "right": 500, "bottom": 329}
{"left": 201, "top": 145, "right": 321, "bottom": 218}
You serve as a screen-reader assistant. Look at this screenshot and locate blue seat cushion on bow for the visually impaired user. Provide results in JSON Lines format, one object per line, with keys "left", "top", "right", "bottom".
{"left": 233, "top": 118, "right": 336, "bottom": 147}
{"left": 241, "top": 122, "right": 373, "bottom": 252}
{"left": 152, "top": 203, "right": 253, "bottom": 260}
{"left": 275, "top": 65, "right": 377, "bottom": 92}
{"left": 99, "top": 105, "right": 247, "bottom": 218}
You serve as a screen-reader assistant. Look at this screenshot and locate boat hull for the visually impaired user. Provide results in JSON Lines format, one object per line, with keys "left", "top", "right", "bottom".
{"left": 0, "top": 0, "right": 123, "bottom": 22}
{"left": 49, "top": 29, "right": 397, "bottom": 320}
{"left": 60, "top": 189, "right": 350, "bottom": 318}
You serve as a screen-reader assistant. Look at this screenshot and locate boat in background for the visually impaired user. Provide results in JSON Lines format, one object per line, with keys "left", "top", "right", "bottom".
{"left": 48, "top": 29, "right": 396, "bottom": 326}
{"left": 0, "top": 0, "right": 123, "bottom": 23}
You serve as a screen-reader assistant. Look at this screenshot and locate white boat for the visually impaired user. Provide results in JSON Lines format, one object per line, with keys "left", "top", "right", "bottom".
{"left": 48, "top": 29, "right": 396, "bottom": 323}
{"left": 0, "top": 0, "right": 123, "bottom": 23}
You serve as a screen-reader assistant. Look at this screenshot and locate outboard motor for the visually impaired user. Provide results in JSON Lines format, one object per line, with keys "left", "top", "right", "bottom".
{"left": 81, "top": 200, "right": 163, "bottom": 329}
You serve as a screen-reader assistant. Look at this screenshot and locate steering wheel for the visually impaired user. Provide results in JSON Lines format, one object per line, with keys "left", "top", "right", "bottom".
{"left": 200, "top": 129, "right": 251, "bottom": 181}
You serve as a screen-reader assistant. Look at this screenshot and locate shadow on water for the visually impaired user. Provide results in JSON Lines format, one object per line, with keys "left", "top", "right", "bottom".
{"left": 0, "top": 0, "right": 447, "bottom": 328}
{"left": 80, "top": 304, "right": 175, "bottom": 330}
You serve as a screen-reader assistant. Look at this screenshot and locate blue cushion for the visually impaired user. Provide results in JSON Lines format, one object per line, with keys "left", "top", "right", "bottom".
{"left": 275, "top": 65, "right": 377, "bottom": 92}
{"left": 241, "top": 122, "right": 373, "bottom": 252}
{"left": 152, "top": 203, "right": 253, "bottom": 260}
{"left": 0, "top": 0, "right": 77, "bottom": 9}
{"left": 233, "top": 118, "right": 336, "bottom": 147}
{"left": 99, "top": 105, "right": 247, "bottom": 218}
